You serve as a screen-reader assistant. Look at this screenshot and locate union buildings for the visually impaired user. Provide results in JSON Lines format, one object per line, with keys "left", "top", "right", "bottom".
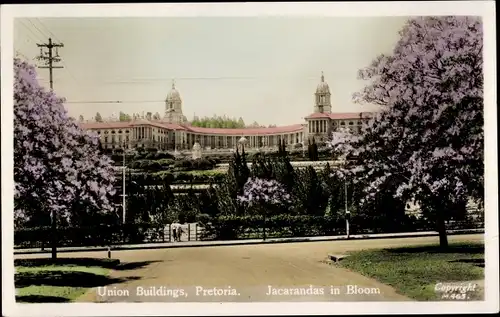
{"left": 80, "top": 73, "right": 373, "bottom": 152}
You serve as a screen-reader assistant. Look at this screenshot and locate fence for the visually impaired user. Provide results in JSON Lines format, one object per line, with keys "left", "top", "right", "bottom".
{"left": 14, "top": 217, "right": 483, "bottom": 250}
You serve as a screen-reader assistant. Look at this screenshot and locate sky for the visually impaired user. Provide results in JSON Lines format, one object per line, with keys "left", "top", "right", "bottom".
{"left": 14, "top": 17, "right": 408, "bottom": 126}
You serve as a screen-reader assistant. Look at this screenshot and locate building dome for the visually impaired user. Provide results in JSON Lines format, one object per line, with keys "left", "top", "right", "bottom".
{"left": 238, "top": 137, "right": 248, "bottom": 144}
{"left": 316, "top": 72, "right": 330, "bottom": 94}
{"left": 166, "top": 81, "right": 181, "bottom": 101}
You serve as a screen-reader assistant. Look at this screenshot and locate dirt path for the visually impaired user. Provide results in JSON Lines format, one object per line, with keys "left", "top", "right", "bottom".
{"left": 71, "top": 234, "right": 482, "bottom": 302}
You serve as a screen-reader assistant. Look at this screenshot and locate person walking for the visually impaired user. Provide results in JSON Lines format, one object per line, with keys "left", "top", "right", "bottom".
{"left": 171, "top": 222, "right": 181, "bottom": 242}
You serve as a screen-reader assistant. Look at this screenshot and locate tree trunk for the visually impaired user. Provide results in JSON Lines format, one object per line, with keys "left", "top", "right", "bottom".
{"left": 436, "top": 208, "right": 449, "bottom": 249}
{"left": 263, "top": 216, "right": 266, "bottom": 241}
{"left": 51, "top": 211, "right": 57, "bottom": 260}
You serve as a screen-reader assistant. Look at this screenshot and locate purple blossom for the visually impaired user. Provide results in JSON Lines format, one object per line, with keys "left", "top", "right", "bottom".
{"left": 237, "top": 178, "right": 291, "bottom": 207}
{"left": 14, "top": 58, "right": 117, "bottom": 226}
{"left": 329, "top": 17, "right": 484, "bottom": 209}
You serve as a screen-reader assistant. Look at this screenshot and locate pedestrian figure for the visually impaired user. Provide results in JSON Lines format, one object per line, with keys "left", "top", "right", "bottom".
{"left": 172, "top": 226, "right": 177, "bottom": 242}
{"left": 177, "top": 226, "right": 183, "bottom": 242}
{"left": 171, "top": 222, "right": 181, "bottom": 242}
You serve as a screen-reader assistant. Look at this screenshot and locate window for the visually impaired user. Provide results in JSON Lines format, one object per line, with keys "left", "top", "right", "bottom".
{"left": 349, "top": 121, "right": 354, "bottom": 126}
{"left": 104, "top": 137, "right": 108, "bottom": 143}
{"left": 111, "top": 130, "right": 116, "bottom": 134}
{"left": 126, "top": 130, "right": 129, "bottom": 133}
{"left": 118, "top": 130, "right": 122, "bottom": 134}
{"left": 97, "top": 131, "right": 101, "bottom": 134}
{"left": 340, "top": 122, "right": 346, "bottom": 126}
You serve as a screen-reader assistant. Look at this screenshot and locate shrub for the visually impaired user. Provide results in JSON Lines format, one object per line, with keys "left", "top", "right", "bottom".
{"left": 155, "top": 152, "right": 175, "bottom": 160}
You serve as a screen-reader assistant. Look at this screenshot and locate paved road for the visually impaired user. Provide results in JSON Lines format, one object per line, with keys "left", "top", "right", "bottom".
{"left": 17, "top": 234, "right": 483, "bottom": 303}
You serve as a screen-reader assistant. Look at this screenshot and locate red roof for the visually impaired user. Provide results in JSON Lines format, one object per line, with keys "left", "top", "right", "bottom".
{"left": 80, "top": 120, "right": 304, "bottom": 135}
{"left": 305, "top": 112, "right": 373, "bottom": 120}
{"left": 81, "top": 121, "right": 133, "bottom": 129}
{"left": 185, "top": 124, "right": 305, "bottom": 135}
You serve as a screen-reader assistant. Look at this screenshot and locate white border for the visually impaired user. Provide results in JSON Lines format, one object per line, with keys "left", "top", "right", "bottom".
{"left": 1, "top": 2, "right": 498, "bottom": 316}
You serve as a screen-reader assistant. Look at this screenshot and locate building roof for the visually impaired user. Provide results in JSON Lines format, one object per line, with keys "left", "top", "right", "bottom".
{"left": 316, "top": 72, "right": 330, "bottom": 94}
{"left": 185, "top": 124, "right": 305, "bottom": 135}
{"left": 80, "top": 120, "right": 305, "bottom": 135}
{"left": 304, "top": 112, "right": 373, "bottom": 120}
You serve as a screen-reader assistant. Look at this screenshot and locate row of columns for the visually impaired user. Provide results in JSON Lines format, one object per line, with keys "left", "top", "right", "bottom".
{"left": 101, "top": 127, "right": 306, "bottom": 150}
{"left": 308, "top": 120, "right": 329, "bottom": 134}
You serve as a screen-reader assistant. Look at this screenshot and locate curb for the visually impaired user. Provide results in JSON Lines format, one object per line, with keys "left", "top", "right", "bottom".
{"left": 14, "top": 229, "right": 484, "bottom": 255}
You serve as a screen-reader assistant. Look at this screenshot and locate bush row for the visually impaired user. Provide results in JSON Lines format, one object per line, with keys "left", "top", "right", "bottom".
{"left": 124, "top": 158, "right": 218, "bottom": 172}
{"left": 14, "top": 223, "right": 170, "bottom": 248}
{"left": 126, "top": 170, "right": 225, "bottom": 185}
{"left": 196, "top": 214, "right": 480, "bottom": 241}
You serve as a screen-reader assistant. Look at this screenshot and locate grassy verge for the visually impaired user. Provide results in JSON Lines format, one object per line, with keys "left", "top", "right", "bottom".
{"left": 338, "top": 242, "right": 484, "bottom": 301}
{"left": 15, "top": 258, "right": 120, "bottom": 303}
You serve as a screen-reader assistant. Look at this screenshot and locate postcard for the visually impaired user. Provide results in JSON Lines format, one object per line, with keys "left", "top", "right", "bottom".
{"left": 1, "top": 2, "right": 498, "bottom": 316}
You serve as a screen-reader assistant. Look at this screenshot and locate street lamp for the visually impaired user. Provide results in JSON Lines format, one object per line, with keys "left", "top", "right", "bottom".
{"left": 342, "top": 158, "right": 350, "bottom": 239}
{"left": 121, "top": 143, "right": 128, "bottom": 224}
{"left": 345, "top": 178, "right": 350, "bottom": 239}
{"left": 120, "top": 142, "right": 137, "bottom": 224}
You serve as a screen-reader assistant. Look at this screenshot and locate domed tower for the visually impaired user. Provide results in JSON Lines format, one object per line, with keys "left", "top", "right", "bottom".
{"left": 164, "top": 80, "right": 187, "bottom": 124}
{"left": 314, "top": 72, "right": 331, "bottom": 113}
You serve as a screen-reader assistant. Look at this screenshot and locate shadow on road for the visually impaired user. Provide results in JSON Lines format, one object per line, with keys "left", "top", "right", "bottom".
{"left": 384, "top": 243, "right": 484, "bottom": 254}
{"left": 14, "top": 257, "right": 120, "bottom": 269}
{"left": 114, "top": 261, "right": 162, "bottom": 271}
{"left": 15, "top": 270, "right": 141, "bottom": 288}
{"left": 16, "top": 295, "right": 69, "bottom": 303}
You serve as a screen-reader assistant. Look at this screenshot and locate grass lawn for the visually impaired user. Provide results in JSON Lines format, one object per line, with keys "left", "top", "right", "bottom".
{"left": 338, "top": 242, "right": 484, "bottom": 301}
{"left": 15, "top": 258, "right": 119, "bottom": 303}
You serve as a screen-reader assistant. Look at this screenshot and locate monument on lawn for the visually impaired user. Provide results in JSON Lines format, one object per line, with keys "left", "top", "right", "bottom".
{"left": 192, "top": 142, "right": 202, "bottom": 160}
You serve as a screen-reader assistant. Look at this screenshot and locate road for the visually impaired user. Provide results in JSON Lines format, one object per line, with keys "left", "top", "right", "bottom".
{"left": 16, "top": 234, "right": 483, "bottom": 303}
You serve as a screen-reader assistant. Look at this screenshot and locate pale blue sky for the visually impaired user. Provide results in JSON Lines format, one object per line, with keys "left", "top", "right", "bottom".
{"left": 14, "top": 17, "right": 407, "bottom": 126}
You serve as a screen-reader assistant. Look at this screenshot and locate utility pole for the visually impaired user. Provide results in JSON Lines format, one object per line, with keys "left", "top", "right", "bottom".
{"left": 345, "top": 178, "right": 350, "bottom": 239}
{"left": 36, "top": 39, "right": 64, "bottom": 258}
{"left": 36, "top": 38, "right": 64, "bottom": 90}
{"left": 122, "top": 143, "right": 127, "bottom": 224}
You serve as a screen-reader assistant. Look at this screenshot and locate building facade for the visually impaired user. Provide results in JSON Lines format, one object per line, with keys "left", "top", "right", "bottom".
{"left": 80, "top": 73, "right": 373, "bottom": 152}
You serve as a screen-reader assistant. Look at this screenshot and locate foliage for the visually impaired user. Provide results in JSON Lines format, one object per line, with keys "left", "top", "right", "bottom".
{"left": 14, "top": 58, "right": 117, "bottom": 237}
{"left": 307, "top": 138, "right": 319, "bottom": 161}
{"left": 191, "top": 114, "right": 247, "bottom": 129}
{"left": 237, "top": 178, "right": 291, "bottom": 208}
{"left": 119, "top": 111, "right": 132, "bottom": 122}
{"left": 329, "top": 16, "right": 484, "bottom": 247}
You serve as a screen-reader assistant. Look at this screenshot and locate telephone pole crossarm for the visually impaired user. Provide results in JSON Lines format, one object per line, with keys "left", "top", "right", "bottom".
{"left": 35, "top": 38, "right": 64, "bottom": 90}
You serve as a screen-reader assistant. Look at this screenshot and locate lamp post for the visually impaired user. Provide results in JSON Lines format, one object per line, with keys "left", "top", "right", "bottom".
{"left": 121, "top": 142, "right": 127, "bottom": 224}
{"left": 345, "top": 178, "right": 350, "bottom": 239}
{"left": 342, "top": 158, "right": 350, "bottom": 239}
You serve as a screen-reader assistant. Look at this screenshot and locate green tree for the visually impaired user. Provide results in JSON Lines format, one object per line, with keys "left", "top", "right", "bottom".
{"left": 237, "top": 117, "right": 245, "bottom": 128}
{"left": 95, "top": 112, "right": 103, "bottom": 122}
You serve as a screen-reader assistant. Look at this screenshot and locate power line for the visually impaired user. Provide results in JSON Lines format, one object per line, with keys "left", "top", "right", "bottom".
{"left": 16, "top": 20, "right": 43, "bottom": 43}
{"left": 34, "top": 18, "right": 62, "bottom": 43}
{"left": 66, "top": 100, "right": 165, "bottom": 104}
{"left": 101, "top": 76, "right": 320, "bottom": 83}
{"left": 29, "top": 19, "right": 80, "bottom": 86}
{"left": 27, "top": 19, "right": 48, "bottom": 41}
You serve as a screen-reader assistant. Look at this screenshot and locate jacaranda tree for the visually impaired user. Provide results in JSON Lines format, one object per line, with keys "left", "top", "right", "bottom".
{"left": 14, "top": 58, "right": 117, "bottom": 259}
{"left": 237, "top": 177, "right": 291, "bottom": 240}
{"left": 329, "top": 16, "right": 484, "bottom": 248}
